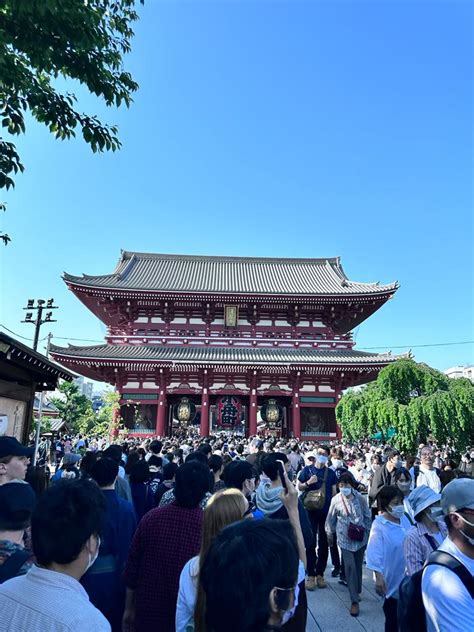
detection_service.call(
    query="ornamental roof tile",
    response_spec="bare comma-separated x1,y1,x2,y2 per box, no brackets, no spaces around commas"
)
50,343,397,366
63,251,398,297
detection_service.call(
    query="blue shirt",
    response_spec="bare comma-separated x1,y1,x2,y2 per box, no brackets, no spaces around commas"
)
298,465,338,513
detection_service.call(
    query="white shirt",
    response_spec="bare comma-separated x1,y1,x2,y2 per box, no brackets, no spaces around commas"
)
0,565,110,632
366,515,407,598
176,555,199,632
422,536,474,632
415,466,441,493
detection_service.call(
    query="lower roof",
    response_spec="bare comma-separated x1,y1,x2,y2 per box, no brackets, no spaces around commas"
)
50,343,397,367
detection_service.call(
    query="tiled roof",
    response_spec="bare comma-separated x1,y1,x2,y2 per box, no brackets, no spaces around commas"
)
50,343,397,366
63,251,398,296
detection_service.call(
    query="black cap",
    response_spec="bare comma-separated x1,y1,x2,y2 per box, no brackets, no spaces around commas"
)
0,436,34,459
0,481,36,519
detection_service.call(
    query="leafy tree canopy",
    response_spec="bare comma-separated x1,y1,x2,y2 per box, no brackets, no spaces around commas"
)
0,0,143,217
336,359,474,454
50,380,94,433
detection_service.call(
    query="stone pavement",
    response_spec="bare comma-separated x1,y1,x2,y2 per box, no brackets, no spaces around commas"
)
306,565,385,631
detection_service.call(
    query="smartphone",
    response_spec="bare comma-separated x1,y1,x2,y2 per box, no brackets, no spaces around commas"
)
276,460,288,492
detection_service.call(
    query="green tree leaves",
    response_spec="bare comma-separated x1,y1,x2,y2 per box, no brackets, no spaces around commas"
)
336,359,474,453
0,1,143,195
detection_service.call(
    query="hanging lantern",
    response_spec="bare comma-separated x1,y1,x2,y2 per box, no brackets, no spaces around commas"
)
260,398,283,427
217,396,242,428
173,397,196,424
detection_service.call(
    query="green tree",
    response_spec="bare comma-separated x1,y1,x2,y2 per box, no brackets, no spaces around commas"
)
336,359,474,454
85,389,120,437
50,380,94,433
0,0,143,212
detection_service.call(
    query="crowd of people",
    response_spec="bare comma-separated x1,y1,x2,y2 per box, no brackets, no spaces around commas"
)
0,430,473,631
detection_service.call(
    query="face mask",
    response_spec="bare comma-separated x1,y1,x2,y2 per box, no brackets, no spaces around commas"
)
372,464,381,471
397,482,411,493
340,487,352,497
393,460,402,470
428,507,444,522
455,513,474,546
275,586,297,626
332,459,343,469
316,455,328,465
389,505,405,520
85,535,101,572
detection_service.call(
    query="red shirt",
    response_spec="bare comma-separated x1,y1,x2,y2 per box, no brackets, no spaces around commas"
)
124,502,203,631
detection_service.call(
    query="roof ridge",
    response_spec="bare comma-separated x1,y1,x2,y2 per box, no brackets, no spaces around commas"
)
120,251,341,265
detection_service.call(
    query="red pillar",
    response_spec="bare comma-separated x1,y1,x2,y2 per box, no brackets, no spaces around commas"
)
292,391,301,439
156,389,166,436
249,388,258,437
200,388,210,436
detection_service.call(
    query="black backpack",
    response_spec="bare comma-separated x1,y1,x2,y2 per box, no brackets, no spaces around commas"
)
0,549,31,584
398,549,474,632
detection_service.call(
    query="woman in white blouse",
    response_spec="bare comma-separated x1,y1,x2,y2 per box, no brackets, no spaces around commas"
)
366,485,407,632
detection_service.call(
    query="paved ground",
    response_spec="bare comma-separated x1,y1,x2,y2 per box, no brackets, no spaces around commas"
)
306,565,385,631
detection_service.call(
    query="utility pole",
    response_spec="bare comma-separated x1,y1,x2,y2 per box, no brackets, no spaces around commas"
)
22,298,58,351
33,332,53,466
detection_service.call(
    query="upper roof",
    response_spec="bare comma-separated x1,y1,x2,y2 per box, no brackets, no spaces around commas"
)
64,251,398,297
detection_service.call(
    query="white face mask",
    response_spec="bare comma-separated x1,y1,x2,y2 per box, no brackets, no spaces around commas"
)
340,487,352,497
332,459,343,469
85,535,101,572
275,586,297,626
316,455,328,466
389,505,405,520
454,513,474,546
397,481,411,493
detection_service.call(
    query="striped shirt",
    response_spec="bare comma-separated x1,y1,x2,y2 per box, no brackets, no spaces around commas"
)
325,490,372,551
404,521,447,575
0,565,110,631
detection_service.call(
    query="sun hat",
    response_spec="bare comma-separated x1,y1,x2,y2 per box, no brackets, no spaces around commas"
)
408,485,441,517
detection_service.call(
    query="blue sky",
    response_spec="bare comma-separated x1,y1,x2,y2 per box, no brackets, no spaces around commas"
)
0,0,472,373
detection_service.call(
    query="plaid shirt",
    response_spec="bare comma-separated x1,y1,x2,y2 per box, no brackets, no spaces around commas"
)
404,520,447,575
325,490,372,551
124,503,203,631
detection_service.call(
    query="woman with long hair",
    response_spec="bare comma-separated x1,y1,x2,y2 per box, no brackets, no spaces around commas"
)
176,488,248,632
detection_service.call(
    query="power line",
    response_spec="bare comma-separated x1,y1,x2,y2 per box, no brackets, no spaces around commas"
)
0,323,47,343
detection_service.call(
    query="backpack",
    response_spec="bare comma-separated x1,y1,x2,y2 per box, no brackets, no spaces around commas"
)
0,549,31,584
397,549,474,632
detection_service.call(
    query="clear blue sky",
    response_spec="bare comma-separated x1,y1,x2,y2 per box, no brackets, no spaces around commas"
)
0,0,473,373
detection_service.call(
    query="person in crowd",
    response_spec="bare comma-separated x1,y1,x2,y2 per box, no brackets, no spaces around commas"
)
298,445,337,590
25,463,50,496
422,478,474,630
458,450,474,478
198,442,213,461
123,461,211,631
404,485,447,575
159,452,213,509
366,485,407,632
0,436,33,485
209,454,226,493
128,459,154,522
51,451,82,481
325,473,372,617
287,443,305,480
368,448,403,507
223,460,263,518
147,455,164,493
176,489,249,631
200,518,299,632
348,453,371,492
0,481,36,583
103,445,133,503
393,467,415,528
255,453,310,630
412,446,442,492
0,479,110,630
154,461,179,506
246,438,266,472
82,458,137,630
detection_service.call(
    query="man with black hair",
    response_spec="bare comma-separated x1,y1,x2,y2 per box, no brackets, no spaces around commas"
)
223,460,263,518
369,448,402,506
123,461,210,631
159,451,213,508
103,445,132,503
209,453,225,492
0,479,110,630
82,458,136,631
154,461,179,506
198,442,213,460
0,481,35,583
